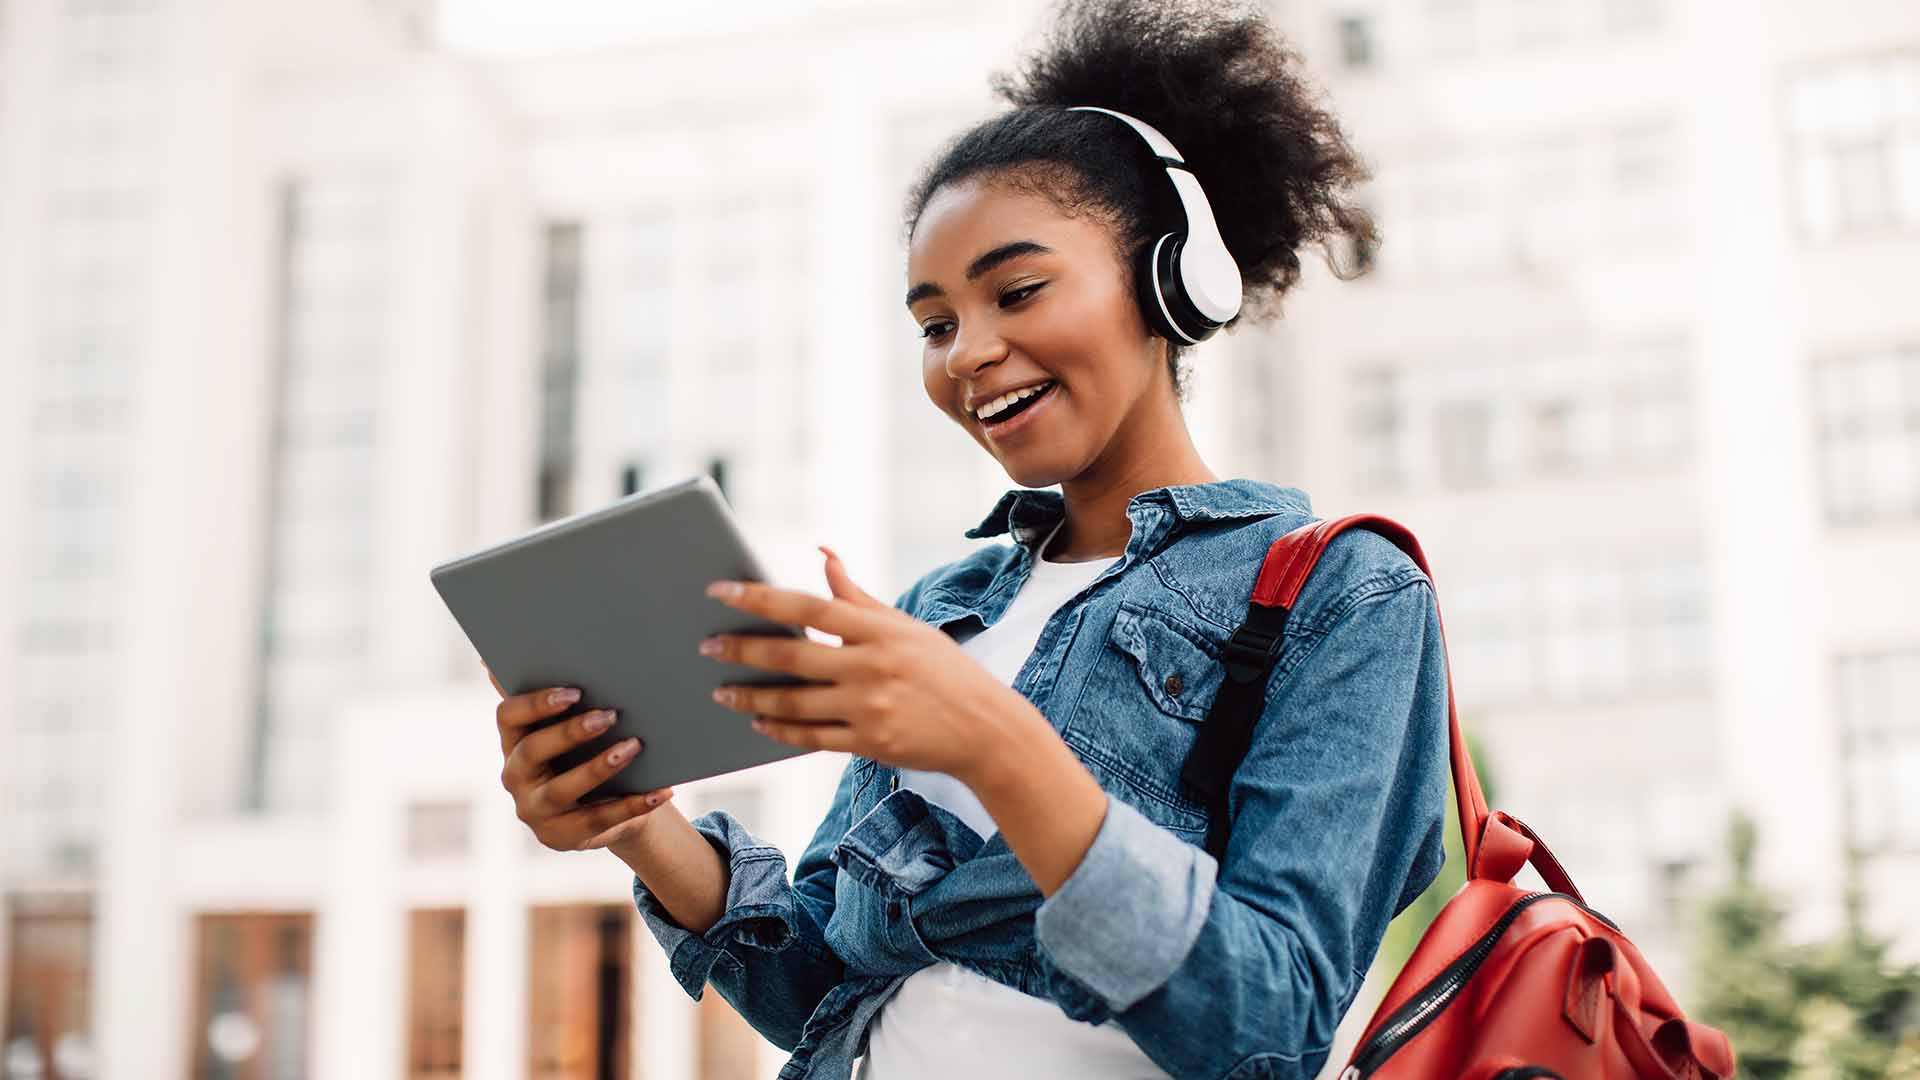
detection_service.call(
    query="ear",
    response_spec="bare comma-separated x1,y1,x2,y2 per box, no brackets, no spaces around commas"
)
820,545,886,609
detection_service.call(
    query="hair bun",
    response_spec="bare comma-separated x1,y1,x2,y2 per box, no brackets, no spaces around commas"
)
988,0,1376,322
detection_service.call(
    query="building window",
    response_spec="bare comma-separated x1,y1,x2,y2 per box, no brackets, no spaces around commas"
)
407,909,465,1080
246,176,387,815
1812,344,1920,524
1374,114,1684,278
1836,649,1920,854
610,210,673,502
1350,367,1401,488
4,895,94,1080
404,801,471,862
1350,336,1691,493
1433,398,1495,488
1336,14,1375,69
1787,52,1920,243
1449,557,1710,707
527,905,631,1080
539,222,584,522
189,912,314,1080
7,0,166,878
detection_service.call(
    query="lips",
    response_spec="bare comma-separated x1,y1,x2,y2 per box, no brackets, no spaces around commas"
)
970,379,1058,421
978,379,1061,441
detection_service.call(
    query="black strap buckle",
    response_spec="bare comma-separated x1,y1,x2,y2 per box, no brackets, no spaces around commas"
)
1221,622,1282,680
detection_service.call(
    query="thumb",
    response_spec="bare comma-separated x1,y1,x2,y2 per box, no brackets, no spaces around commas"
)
819,545,883,608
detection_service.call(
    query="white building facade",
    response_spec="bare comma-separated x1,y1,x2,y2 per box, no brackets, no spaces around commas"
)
3,0,1916,1078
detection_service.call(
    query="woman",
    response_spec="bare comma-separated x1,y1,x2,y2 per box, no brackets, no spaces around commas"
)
491,1,1451,1077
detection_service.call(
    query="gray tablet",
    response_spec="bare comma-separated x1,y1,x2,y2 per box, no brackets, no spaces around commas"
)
429,473,819,803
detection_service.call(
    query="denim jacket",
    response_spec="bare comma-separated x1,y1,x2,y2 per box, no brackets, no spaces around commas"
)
630,478,1451,1080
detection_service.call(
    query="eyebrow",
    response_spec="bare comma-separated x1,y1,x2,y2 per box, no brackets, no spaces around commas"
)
905,240,1055,308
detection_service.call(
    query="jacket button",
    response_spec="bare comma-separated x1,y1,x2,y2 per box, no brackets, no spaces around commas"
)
887,900,901,919
1164,673,1183,697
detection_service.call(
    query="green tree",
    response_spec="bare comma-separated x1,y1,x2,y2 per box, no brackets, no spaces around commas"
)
1693,812,1920,1080
1693,813,1803,1077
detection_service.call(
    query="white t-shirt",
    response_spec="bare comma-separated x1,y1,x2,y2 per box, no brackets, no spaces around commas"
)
858,520,1172,1080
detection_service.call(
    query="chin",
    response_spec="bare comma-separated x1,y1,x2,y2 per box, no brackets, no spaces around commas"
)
998,455,1073,490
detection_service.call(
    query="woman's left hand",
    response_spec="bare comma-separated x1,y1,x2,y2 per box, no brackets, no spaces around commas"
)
698,545,1038,785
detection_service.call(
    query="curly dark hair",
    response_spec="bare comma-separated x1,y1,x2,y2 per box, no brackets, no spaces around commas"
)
901,0,1377,403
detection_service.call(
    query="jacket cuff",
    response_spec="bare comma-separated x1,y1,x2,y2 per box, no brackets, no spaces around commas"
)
1032,792,1216,1012
630,809,801,1000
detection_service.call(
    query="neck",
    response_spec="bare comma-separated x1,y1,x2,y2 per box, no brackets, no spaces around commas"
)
1046,408,1217,562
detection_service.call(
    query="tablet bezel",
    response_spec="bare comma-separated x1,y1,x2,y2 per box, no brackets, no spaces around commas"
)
430,474,821,803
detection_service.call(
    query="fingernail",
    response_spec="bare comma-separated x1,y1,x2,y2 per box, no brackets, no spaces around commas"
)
698,637,723,656
647,793,664,805
549,687,581,707
607,738,636,765
706,581,743,598
583,709,614,733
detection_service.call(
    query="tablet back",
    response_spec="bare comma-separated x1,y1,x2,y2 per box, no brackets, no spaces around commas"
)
430,474,817,802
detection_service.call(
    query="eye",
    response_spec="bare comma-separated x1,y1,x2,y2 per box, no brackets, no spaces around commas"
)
917,283,1048,342
1001,282,1045,306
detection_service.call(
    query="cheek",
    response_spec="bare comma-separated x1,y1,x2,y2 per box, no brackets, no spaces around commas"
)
921,360,963,421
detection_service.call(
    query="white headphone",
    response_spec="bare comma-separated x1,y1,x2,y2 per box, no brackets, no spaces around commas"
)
1067,105,1244,345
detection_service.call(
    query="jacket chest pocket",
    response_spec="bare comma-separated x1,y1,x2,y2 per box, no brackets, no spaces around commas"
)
1062,600,1230,838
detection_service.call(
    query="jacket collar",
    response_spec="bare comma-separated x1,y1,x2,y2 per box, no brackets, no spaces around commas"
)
962,477,1312,543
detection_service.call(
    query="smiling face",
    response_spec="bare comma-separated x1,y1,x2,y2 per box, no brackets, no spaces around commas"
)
905,174,1174,490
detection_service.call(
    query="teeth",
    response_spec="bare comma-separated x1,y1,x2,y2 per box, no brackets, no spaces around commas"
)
976,381,1053,420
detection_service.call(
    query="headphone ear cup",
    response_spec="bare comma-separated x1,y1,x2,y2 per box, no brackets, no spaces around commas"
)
1156,232,1228,344
1133,233,1180,342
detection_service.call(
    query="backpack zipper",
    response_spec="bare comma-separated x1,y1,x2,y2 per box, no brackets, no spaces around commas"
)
1338,891,1618,1079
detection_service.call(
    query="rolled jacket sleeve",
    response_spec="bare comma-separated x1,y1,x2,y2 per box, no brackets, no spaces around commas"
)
1032,572,1451,1080
1033,792,1215,1011
630,755,863,1052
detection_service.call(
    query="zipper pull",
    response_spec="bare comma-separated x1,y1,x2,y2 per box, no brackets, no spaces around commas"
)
1339,1068,1361,1080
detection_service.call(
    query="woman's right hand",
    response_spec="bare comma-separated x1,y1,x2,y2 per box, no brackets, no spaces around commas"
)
489,666,677,852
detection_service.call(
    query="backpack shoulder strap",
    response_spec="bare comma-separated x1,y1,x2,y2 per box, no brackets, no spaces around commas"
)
1181,513,1498,883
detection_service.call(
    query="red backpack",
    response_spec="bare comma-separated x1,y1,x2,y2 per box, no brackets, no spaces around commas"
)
1181,513,1737,1080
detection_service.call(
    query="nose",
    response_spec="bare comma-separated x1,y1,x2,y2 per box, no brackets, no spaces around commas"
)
944,317,1009,384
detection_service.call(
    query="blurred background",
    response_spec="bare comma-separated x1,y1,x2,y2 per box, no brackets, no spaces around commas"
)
2,0,1917,1077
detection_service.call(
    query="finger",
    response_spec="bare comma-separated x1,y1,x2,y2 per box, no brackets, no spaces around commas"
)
496,685,582,755
713,681,853,722
504,708,620,790
701,632,859,682
752,716,857,753
819,545,885,609
549,788,676,851
537,733,643,809
707,580,885,642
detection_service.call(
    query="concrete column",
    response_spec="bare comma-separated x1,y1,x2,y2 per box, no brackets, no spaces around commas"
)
314,703,406,1079
1682,0,1844,938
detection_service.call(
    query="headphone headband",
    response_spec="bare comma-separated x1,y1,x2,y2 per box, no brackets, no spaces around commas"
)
1066,105,1243,342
